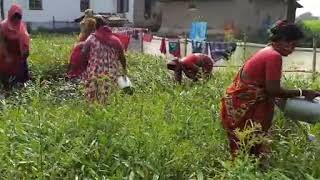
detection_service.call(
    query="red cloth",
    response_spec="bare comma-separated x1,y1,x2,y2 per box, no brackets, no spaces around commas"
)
220,46,282,157
67,42,85,78
0,4,30,75
93,26,124,51
1,4,29,55
243,47,282,84
181,53,213,75
160,38,166,54
114,33,130,51
143,33,153,42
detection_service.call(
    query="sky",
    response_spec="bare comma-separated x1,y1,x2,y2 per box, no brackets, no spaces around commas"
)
296,0,320,17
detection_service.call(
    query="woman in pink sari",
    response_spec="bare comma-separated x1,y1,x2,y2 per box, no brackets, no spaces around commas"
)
0,4,30,89
80,16,127,104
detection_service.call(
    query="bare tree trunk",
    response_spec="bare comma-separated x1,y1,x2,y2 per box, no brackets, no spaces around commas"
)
0,0,4,20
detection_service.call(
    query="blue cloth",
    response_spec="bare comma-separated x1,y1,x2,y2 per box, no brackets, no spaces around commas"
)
208,42,237,61
189,22,207,41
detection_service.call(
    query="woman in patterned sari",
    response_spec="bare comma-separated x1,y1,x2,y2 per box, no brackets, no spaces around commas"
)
80,16,127,104
220,20,320,159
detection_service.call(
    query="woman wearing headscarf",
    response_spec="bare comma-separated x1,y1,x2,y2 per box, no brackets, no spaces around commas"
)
78,9,96,42
0,4,30,89
220,20,320,159
68,9,96,78
79,16,127,104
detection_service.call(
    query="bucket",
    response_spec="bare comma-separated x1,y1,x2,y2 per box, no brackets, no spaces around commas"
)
281,98,320,124
117,76,132,89
117,76,134,95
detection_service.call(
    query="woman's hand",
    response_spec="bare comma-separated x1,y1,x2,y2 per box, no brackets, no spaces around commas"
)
302,90,320,101
122,68,128,76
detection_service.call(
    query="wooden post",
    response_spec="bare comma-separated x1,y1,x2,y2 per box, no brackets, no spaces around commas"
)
312,37,317,81
140,31,144,53
242,33,247,63
52,16,56,30
184,34,188,57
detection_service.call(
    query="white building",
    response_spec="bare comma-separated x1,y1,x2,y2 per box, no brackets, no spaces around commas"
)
3,0,137,30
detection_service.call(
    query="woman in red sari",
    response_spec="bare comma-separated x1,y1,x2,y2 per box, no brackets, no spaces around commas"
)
220,20,320,158
167,53,214,83
80,16,127,104
0,4,30,89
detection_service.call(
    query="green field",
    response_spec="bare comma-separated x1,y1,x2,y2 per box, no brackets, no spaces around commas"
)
1,34,320,179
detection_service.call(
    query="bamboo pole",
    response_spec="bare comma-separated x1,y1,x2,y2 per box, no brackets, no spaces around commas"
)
242,33,247,63
312,37,317,81
140,31,144,53
184,34,188,57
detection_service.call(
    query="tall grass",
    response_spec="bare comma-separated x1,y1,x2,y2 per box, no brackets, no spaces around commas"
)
0,34,319,179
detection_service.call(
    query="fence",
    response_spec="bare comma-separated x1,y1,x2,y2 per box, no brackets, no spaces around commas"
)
128,34,319,77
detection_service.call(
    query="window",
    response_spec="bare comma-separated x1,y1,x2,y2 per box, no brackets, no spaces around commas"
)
81,0,90,12
29,0,42,10
117,0,129,13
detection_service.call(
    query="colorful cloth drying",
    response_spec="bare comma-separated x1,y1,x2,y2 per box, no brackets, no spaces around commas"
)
208,42,237,61
169,40,181,58
114,33,131,51
189,22,208,41
143,33,153,42
160,38,167,54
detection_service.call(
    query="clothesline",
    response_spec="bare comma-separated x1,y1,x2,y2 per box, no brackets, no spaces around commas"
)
109,26,237,59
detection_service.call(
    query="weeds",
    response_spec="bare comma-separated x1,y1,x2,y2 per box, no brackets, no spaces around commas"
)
0,34,319,179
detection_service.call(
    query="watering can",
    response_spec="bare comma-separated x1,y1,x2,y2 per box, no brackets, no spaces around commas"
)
117,76,134,95
278,98,320,124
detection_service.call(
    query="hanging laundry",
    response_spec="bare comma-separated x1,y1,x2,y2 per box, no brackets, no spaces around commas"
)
169,40,181,58
202,42,209,55
132,29,139,40
191,41,208,54
114,33,131,51
143,33,153,42
208,42,237,61
160,38,167,54
189,22,208,41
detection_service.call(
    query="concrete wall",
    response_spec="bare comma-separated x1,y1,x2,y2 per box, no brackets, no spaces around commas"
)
3,0,134,23
158,0,287,37
133,0,145,25
126,0,135,23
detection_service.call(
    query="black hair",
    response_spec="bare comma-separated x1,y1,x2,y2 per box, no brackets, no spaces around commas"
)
94,15,107,29
269,20,304,42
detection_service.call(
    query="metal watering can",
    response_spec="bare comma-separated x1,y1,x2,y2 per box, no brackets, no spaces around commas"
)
279,98,320,124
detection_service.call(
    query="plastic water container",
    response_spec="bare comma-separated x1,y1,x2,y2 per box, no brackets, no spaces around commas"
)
117,76,134,95
117,76,132,89
282,98,320,124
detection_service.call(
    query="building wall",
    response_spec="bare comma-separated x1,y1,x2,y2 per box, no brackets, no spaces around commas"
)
126,0,135,23
3,0,133,23
158,0,287,37
133,0,145,25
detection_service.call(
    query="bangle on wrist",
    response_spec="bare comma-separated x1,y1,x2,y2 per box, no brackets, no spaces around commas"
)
298,88,303,97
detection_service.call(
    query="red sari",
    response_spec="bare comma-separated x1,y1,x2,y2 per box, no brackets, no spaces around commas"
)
220,47,282,157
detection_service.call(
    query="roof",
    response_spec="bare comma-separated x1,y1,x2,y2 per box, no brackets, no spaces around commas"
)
296,1,303,8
